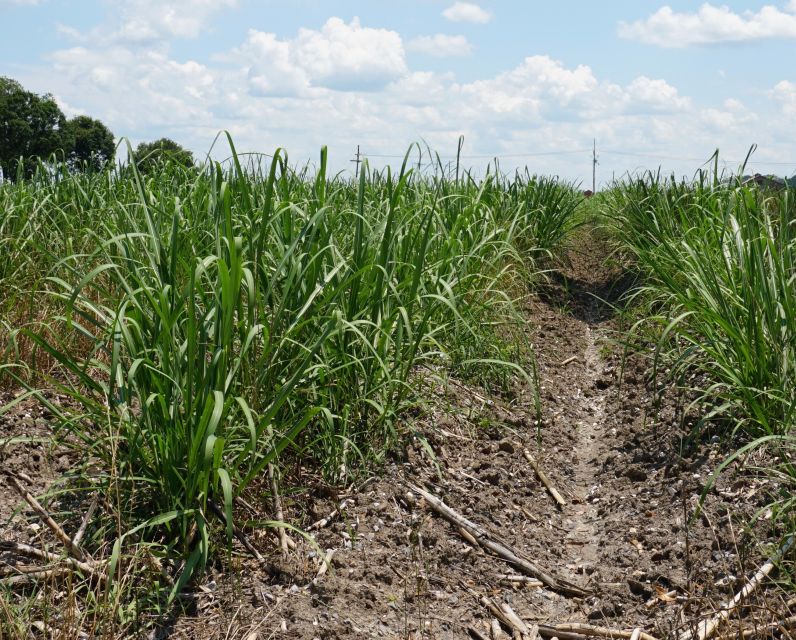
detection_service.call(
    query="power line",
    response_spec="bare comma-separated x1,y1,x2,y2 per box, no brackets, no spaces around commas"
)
362,148,591,160
353,145,796,181
600,149,795,166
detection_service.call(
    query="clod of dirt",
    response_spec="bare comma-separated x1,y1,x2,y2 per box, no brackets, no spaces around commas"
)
623,466,648,482
628,578,654,598
497,440,515,454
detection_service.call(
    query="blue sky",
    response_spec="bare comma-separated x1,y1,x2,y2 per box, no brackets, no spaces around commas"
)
1,0,794,183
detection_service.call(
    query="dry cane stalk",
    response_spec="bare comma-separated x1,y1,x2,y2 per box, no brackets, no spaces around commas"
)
0,541,106,585
522,449,566,508
500,602,532,638
413,484,586,597
268,463,293,553
480,595,520,635
467,626,491,640
537,623,659,640
6,475,89,562
3,567,71,586
312,549,334,584
678,536,794,640
73,494,99,548
491,619,508,640
207,500,272,570
497,574,544,587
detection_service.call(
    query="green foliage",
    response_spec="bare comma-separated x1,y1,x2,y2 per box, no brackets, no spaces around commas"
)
0,78,116,180
132,137,195,174
509,172,584,256
0,138,581,630
606,172,795,438
0,77,68,180
605,168,796,550
65,115,116,171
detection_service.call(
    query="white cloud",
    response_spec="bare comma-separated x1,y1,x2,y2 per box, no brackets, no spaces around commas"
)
771,80,796,117
236,18,406,95
618,3,796,47
442,2,491,24
700,98,757,130
626,76,691,111
453,57,691,128
407,34,472,57
461,56,597,117
0,0,42,4
29,27,784,182
47,46,217,131
291,18,406,90
56,0,237,45
237,31,310,97
120,0,237,40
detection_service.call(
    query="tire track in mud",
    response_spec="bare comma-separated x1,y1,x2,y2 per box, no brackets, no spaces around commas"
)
560,320,608,580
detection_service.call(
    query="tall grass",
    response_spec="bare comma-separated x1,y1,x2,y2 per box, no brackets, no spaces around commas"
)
0,138,581,630
605,169,796,552
606,172,795,438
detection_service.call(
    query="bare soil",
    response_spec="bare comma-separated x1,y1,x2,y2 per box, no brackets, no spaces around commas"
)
1,231,790,639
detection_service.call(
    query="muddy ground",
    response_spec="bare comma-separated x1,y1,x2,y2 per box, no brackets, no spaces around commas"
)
1,231,792,639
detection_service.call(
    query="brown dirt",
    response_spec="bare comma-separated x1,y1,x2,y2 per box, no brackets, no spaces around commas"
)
1,232,790,639
0,391,74,527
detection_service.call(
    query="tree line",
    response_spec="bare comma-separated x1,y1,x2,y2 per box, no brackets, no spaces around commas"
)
0,77,194,181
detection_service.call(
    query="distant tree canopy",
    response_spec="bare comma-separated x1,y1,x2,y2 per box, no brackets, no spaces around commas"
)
0,77,116,181
65,115,116,171
133,138,195,174
0,77,67,180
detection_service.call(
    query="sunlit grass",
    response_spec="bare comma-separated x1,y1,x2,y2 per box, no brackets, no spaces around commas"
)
0,137,582,634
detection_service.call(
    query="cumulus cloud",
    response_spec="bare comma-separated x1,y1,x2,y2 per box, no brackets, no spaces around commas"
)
442,2,491,24
699,98,757,130
31,22,779,181
56,0,237,45
47,46,218,131
771,80,796,117
455,56,691,126
460,56,597,119
407,34,472,57
118,0,237,41
625,76,691,111
236,18,406,94
618,2,796,47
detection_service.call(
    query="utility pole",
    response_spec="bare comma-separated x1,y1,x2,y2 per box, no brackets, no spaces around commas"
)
592,139,598,193
351,145,362,178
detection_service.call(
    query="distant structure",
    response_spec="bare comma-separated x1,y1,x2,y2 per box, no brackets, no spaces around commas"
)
583,189,594,198
741,173,787,190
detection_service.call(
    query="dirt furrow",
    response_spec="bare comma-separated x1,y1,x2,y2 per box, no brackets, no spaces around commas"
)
2,232,779,639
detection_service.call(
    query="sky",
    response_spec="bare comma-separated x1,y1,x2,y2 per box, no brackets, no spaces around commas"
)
1,0,794,184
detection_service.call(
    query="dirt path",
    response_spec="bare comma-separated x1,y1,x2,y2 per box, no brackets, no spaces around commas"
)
2,231,777,639
558,310,608,594
174,230,757,639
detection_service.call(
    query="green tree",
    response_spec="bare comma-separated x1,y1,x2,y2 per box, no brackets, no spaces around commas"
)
133,138,195,174
65,115,116,171
0,77,69,180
